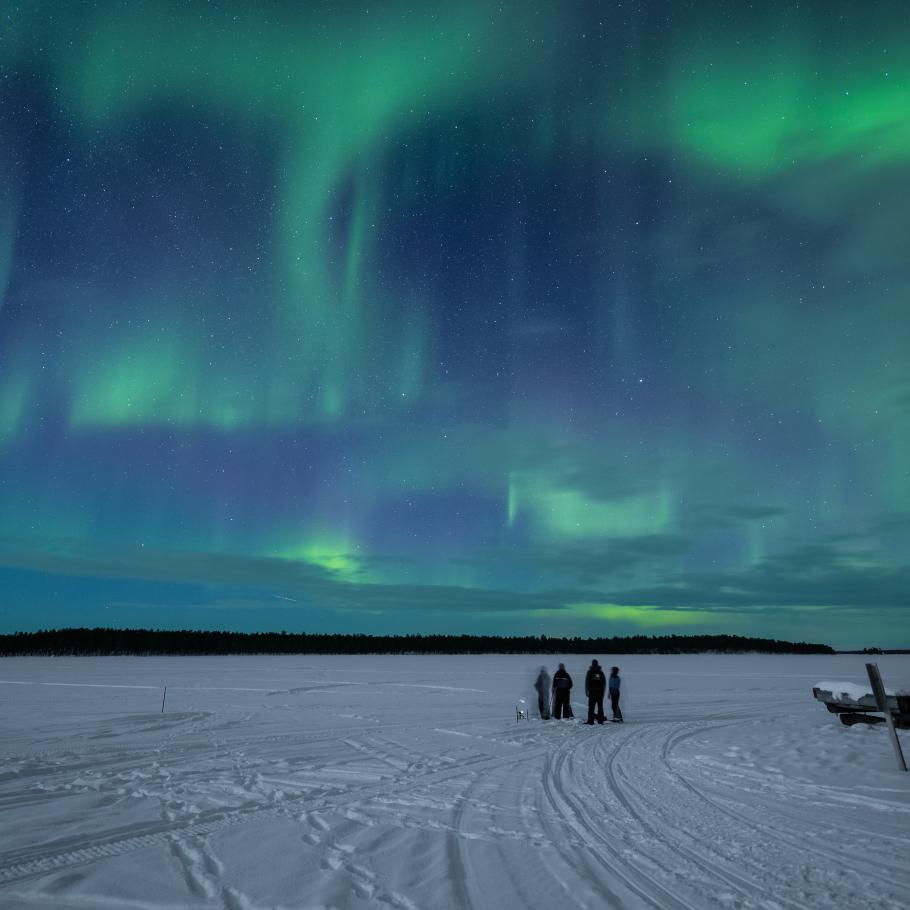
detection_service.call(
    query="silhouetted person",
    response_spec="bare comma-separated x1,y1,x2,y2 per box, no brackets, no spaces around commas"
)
584,659,606,724
609,666,623,722
534,666,551,719
551,663,573,719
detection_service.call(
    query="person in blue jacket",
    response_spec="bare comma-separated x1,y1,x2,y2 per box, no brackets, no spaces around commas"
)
609,666,623,722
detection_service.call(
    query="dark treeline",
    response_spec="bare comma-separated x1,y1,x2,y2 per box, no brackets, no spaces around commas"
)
0,628,835,656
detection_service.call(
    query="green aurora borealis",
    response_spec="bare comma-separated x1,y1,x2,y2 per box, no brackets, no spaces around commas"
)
1,0,908,647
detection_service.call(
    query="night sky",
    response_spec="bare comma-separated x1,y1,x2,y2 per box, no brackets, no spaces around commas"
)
1,1,908,648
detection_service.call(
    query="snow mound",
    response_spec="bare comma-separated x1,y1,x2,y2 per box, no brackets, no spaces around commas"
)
815,681,873,700
815,679,910,699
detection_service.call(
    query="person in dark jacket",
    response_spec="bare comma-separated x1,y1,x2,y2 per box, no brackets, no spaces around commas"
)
534,666,551,719
609,666,623,722
584,659,607,724
551,663,573,719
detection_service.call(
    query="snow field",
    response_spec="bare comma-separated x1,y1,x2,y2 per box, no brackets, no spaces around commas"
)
0,654,908,910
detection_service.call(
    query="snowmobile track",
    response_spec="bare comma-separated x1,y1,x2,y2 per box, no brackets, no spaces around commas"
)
0,738,555,886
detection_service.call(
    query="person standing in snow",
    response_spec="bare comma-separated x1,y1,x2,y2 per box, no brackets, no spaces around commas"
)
609,666,623,722
584,659,607,724
534,666,551,719
551,663,573,719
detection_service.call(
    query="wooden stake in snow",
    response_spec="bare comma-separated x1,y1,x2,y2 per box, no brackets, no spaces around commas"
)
866,663,907,772
161,686,167,714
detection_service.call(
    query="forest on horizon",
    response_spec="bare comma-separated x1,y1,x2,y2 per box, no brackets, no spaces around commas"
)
0,628,836,656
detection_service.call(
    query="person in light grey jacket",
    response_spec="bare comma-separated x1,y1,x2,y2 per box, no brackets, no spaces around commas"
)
534,666,551,719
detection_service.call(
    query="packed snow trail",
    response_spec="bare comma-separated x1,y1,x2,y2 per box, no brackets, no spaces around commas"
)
0,654,907,909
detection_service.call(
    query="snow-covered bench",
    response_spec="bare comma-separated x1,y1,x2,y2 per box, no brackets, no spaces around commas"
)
813,681,910,728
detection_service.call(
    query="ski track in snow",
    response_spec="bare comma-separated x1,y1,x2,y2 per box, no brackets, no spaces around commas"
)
0,654,908,910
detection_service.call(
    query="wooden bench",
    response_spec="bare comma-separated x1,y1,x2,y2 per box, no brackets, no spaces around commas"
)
813,685,910,728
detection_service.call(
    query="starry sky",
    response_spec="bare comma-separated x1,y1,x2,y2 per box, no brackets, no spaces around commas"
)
1,1,908,648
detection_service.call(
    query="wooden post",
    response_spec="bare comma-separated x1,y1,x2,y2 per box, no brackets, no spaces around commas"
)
866,663,907,772
161,686,167,713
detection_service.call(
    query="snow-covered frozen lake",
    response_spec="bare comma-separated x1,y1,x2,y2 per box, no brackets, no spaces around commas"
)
1,654,908,910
